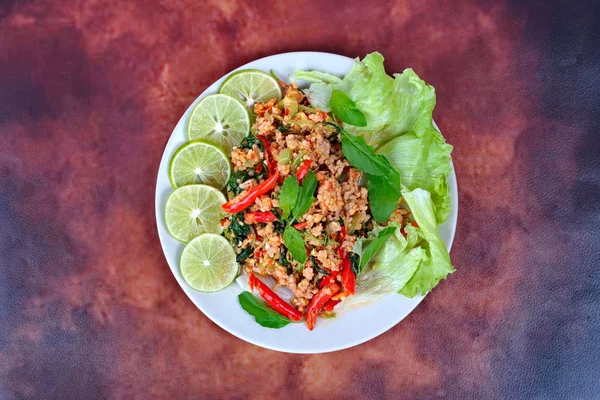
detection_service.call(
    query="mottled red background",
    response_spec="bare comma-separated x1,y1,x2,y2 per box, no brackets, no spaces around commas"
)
1,0,599,398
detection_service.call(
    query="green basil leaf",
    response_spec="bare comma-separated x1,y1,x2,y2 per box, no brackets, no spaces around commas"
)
236,247,253,263
311,256,330,276
279,176,300,219
349,252,360,275
238,292,291,329
292,170,318,218
329,89,367,127
283,224,308,264
359,226,397,269
341,130,391,176
367,173,401,223
340,129,401,223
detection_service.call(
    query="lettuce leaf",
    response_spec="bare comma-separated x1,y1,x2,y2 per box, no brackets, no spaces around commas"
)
399,187,454,297
295,52,452,223
341,223,424,308
344,187,453,305
378,129,452,223
294,53,455,300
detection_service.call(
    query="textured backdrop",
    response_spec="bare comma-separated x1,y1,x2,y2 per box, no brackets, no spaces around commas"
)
1,0,599,399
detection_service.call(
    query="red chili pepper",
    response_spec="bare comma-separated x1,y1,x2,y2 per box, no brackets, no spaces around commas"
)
293,222,308,229
323,299,340,313
295,159,312,183
244,211,277,224
318,275,336,289
401,221,419,237
340,256,356,295
257,136,276,176
222,172,280,214
306,283,340,330
248,274,303,321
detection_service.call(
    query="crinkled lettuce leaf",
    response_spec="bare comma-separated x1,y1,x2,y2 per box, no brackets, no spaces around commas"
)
342,188,454,306
342,223,424,308
295,52,452,223
399,187,454,297
378,129,452,223
294,53,455,300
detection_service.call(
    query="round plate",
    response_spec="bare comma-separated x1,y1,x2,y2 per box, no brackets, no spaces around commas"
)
155,52,458,354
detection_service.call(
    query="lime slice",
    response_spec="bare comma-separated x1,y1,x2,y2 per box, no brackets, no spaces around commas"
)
187,94,250,153
169,140,231,190
180,233,238,292
219,70,282,111
165,184,226,242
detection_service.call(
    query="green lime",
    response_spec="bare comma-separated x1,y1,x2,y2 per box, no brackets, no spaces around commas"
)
219,70,282,111
180,233,238,292
169,140,231,190
187,94,250,153
165,184,226,242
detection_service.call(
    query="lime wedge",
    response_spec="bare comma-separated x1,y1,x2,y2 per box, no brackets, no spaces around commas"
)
180,233,238,292
165,184,226,242
169,140,231,190
219,70,282,111
187,94,250,153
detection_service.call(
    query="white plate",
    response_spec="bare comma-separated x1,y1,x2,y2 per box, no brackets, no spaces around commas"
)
155,52,458,354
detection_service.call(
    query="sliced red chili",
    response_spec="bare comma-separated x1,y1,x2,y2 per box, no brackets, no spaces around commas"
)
222,172,279,214
293,222,308,230
257,136,276,176
323,298,340,313
401,221,419,237
249,274,303,321
340,256,356,295
318,275,336,289
245,211,277,224
306,283,340,330
295,159,312,183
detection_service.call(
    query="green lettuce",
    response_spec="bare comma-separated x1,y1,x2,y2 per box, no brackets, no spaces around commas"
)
343,188,454,305
399,187,454,297
343,223,424,307
294,53,455,300
295,52,452,223
378,129,452,223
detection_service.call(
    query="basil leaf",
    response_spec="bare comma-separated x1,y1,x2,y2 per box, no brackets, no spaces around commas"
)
367,173,401,223
311,256,330,276
239,134,264,150
283,224,308,264
292,171,318,218
349,252,360,275
341,129,401,223
228,213,249,241
279,176,300,219
238,292,291,329
236,247,253,263
359,226,397,270
341,130,391,176
329,89,367,127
